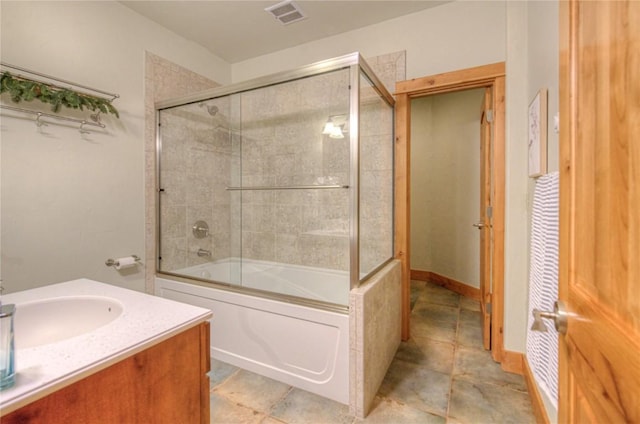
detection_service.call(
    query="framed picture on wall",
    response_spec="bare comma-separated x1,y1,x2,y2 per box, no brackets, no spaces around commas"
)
528,88,548,178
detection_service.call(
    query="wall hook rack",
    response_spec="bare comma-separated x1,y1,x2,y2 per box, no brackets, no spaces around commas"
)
0,62,119,132
0,104,106,131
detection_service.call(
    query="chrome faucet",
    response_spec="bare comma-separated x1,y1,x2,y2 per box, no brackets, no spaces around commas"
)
197,248,212,258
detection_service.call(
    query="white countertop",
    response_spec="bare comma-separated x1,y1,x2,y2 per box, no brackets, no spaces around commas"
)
0,279,212,415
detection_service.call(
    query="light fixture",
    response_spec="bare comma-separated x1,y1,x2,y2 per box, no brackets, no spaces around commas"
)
322,119,335,135
322,114,348,139
329,125,345,139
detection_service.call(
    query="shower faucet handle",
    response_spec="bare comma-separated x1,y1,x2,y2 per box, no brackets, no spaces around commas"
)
197,249,212,258
192,221,210,239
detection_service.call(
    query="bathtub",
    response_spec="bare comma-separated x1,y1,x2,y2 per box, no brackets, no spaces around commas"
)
173,258,350,306
155,258,350,404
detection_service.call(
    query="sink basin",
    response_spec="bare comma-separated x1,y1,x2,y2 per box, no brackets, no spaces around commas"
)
14,296,124,349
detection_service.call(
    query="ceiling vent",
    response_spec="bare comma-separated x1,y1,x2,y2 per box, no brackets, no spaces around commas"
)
265,0,307,26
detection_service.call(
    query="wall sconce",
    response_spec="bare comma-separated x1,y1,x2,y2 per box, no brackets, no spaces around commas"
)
321,115,348,139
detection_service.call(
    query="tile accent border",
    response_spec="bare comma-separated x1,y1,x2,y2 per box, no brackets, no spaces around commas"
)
411,269,480,301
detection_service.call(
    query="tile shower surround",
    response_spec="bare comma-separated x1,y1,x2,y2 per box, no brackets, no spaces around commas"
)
157,66,394,274
144,52,220,291
145,51,405,289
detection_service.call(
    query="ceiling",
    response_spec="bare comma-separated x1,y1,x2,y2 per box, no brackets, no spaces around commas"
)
119,1,449,63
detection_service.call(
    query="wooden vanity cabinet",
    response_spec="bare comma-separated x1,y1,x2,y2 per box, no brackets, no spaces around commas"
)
4,322,210,424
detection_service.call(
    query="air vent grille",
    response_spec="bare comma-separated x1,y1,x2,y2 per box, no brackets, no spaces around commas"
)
265,0,307,26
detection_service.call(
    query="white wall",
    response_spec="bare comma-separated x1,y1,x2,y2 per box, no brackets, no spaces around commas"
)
232,1,506,82
410,89,484,288
526,2,560,422
503,0,559,358
0,1,230,293
504,1,530,355
528,2,560,173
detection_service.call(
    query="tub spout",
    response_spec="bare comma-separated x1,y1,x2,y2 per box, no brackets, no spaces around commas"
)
197,249,211,258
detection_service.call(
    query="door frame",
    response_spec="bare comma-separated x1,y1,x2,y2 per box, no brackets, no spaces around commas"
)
394,62,506,362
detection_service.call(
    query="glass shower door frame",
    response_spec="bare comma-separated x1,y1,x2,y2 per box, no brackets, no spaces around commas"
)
155,53,395,303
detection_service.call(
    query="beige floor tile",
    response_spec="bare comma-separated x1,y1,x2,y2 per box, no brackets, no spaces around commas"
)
209,358,239,388
459,296,481,312
423,283,461,308
210,392,267,424
394,336,455,374
378,358,451,417
214,369,292,413
448,378,535,424
260,416,289,424
453,347,528,392
357,396,445,423
413,301,460,324
411,301,460,346
456,309,484,350
270,388,353,424
410,280,428,310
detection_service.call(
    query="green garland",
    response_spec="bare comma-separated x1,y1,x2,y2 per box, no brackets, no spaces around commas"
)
0,71,119,118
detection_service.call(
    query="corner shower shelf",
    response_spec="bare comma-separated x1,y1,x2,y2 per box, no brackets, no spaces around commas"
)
225,185,349,191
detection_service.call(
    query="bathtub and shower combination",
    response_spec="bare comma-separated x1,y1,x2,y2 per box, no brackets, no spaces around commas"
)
154,53,399,412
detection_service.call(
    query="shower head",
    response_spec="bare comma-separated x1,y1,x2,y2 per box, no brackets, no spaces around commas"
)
199,102,219,116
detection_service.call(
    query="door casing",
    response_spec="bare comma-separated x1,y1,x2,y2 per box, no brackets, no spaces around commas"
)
394,62,506,362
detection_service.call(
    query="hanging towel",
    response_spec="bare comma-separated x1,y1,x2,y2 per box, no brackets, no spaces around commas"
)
526,171,559,409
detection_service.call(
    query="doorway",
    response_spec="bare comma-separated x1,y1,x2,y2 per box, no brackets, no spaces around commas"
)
409,88,484,298
394,62,506,363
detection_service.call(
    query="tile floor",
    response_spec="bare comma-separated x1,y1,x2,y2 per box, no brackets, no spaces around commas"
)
208,280,536,423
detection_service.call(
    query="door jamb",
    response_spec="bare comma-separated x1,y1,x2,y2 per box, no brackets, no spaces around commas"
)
394,62,506,362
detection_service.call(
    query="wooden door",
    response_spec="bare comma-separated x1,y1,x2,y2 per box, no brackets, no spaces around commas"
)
479,87,492,350
559,0,640,422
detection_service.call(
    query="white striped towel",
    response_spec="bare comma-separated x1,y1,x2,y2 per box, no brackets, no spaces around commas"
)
526,171,559,409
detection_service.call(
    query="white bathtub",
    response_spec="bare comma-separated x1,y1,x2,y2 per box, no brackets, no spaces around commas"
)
173,258,350,306
155,258,350,404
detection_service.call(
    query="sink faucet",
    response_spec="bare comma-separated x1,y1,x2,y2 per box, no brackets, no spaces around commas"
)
197,249,211,258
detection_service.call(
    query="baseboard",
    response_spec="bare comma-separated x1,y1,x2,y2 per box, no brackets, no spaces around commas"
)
410,269,480,301
523,355,551,424
500,350,524,375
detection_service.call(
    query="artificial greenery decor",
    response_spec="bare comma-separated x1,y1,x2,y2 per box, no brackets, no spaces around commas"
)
0,71,119,118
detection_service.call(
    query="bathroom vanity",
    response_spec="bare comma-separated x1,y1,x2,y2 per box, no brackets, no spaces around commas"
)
0,279,212,423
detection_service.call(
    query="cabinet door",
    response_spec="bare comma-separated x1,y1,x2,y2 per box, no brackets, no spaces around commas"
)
3,322,210,423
